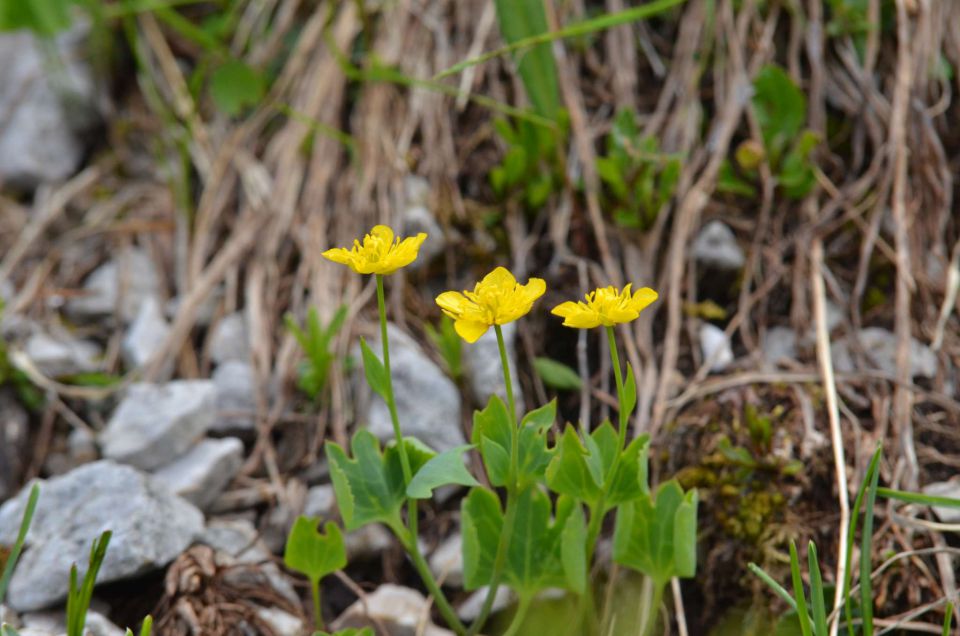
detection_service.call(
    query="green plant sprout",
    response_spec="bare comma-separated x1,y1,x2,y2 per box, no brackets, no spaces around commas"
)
425,314,463,382
65,531,111,636
490,113,569,210
286,305,349,402
596,109,681,230
750,444,960,635
532,356,582,391
284,517,347,631
0,485,39,605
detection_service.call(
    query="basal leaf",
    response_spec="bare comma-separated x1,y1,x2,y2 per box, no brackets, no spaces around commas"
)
613,479,698,585
359,338,389,401
505,488,577,595
752,65,806,159
283,517,347,584
407,445,480,499
560,499,588,595
461,487,504,590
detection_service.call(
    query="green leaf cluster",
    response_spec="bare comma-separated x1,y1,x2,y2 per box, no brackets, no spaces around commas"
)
596,109,681,230
472,397,555,490
722,65,820,200
286,305,348,402
66,531,111,636
490,115,568,209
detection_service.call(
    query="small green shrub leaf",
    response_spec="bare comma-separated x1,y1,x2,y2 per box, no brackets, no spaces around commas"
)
461,487,504,590
324,430,407,532
533,357,582,390
209,60,266,116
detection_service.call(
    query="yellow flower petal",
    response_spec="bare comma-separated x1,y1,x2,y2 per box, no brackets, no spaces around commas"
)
435,267,545,342
553,283,659,329
454,319,489,343
322,225,427,275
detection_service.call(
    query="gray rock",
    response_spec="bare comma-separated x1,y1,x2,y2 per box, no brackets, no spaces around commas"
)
361,324,465,453
458,586,514,622
0,392,29,500
152,437,243,510
99,381,216,470
463,322,523,416
254,608,304,636
346,524,394,561
832,327,938,379
0,460,203,612
210,312,250,366
66,428,97,464
693,221,745,270
122,297,170,369
699,323,734,372
0,603,16,625
429,532,463,587
923,480,960,523
17,610,124,636
303,484,336,520
0,24,98,188
762,326,797,369
24,329,100,378
404,205,443,269
66,248,161,322
200,517,260,559
212,360,257,433
332,584,456,636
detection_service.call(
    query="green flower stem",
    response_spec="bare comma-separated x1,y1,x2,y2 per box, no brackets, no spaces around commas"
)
374,274,466,635
502,595,533,636
376,274,412,482
311,579,322,631
606,325,628,448
465,324,521,636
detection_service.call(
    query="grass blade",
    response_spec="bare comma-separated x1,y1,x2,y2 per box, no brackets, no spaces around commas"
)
808,542,828,636
860,446,882,636
789,541,814,636
944,602,954,636
747,562,799,612
492,0,558,119
0,484,39,603
845,444,882,636
435,0,688,81
877,487,960,508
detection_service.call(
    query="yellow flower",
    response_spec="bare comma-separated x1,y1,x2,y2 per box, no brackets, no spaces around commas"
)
436,267,546,343
322,225,427,275
551,284,658,329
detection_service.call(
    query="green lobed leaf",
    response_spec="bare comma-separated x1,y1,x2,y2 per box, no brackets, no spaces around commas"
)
407,445,480,499
752,65,807,161
359,338,389,401
612,479,698,585
283,517,347,584
604,434,651,506
325,430,407,532
461,487,504,590
505,488,578,595
546,426,603,503
533,357,583,390
209,60,266,117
